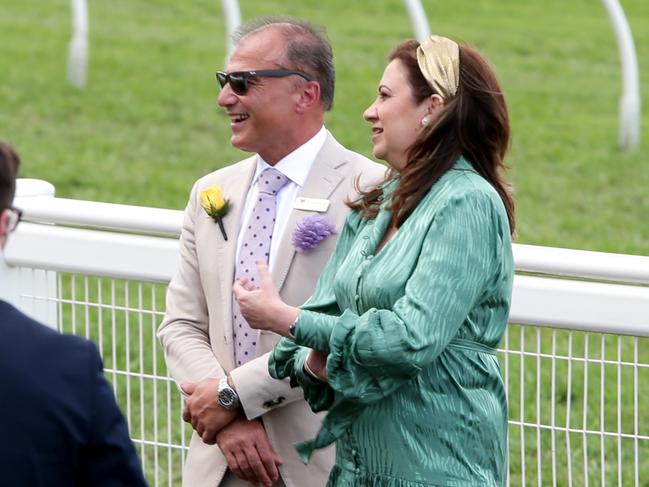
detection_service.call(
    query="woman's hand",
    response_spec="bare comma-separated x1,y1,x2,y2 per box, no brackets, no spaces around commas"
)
305,350,328,382
232,261,299,336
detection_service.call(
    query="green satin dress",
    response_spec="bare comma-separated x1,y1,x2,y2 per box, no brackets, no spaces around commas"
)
269,158,514,486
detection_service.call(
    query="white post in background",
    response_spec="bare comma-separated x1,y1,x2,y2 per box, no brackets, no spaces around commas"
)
403,0,431,42
221,0,242,66
4,179,58,329
601,0,641,151
68,0,89,88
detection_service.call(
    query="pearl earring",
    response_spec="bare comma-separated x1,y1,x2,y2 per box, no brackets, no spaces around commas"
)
421,117,430,126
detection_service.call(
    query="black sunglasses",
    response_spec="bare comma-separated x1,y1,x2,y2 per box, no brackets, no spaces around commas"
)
6,206,22,232
216,69,316,95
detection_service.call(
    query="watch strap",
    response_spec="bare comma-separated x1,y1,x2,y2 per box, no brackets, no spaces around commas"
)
288,314,299,339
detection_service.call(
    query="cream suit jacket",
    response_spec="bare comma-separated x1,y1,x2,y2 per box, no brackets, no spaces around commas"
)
158,133,385,487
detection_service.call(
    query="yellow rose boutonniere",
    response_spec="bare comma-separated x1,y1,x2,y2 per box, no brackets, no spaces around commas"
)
200,185,230,241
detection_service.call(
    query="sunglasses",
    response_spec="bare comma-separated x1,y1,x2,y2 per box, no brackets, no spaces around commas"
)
216,69,316,95
6,206,22,233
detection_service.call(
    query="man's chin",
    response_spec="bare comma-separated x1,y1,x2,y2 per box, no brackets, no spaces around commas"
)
230,137,253,153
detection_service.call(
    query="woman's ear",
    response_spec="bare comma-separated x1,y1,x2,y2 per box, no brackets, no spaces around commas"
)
428,94,445,114
420,94,444,126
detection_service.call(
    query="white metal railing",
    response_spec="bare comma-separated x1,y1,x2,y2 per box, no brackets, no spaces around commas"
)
67,0,89,88
221,0,242,65
403,0,430,42
6,188,649,486
601,0,641,151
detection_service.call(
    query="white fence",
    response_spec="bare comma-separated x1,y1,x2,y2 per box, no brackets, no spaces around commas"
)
6,190,649,486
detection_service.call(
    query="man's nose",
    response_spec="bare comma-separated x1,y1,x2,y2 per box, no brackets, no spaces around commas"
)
217,83,236,107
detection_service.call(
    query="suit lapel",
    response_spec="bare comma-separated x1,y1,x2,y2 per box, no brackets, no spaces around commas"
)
271,134,347,292
209,157,257,358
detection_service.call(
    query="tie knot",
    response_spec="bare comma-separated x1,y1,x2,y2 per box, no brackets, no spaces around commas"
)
258,168,289,196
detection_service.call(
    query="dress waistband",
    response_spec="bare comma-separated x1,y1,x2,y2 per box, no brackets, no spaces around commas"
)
447,337,498,355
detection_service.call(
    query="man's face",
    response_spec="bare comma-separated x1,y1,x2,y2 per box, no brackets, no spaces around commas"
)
217,28,303,164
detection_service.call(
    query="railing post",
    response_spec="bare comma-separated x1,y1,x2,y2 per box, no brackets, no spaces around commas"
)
403,0,431,42
221,0,241,66
601,0,641,151
68,0,89,88
5,179,59,329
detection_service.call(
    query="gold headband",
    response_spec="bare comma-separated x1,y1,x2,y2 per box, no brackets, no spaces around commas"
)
416,35,459,100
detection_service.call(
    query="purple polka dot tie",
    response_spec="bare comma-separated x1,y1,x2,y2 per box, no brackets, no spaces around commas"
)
232,167,289,366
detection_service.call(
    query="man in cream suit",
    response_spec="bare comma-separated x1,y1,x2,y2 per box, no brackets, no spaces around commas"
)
157,17,384,487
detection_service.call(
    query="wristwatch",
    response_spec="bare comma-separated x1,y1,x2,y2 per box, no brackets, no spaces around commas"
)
288,315,299,339
217,377,240,410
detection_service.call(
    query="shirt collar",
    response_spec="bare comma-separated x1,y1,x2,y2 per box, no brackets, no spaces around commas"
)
255,126,327,187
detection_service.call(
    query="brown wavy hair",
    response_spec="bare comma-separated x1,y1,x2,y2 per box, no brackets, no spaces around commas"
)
350,39,515,235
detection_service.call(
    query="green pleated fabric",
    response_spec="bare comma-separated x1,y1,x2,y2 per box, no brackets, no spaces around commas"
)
269,158,513,486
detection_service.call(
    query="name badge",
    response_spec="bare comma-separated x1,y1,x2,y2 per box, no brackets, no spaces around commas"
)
293,197,330,212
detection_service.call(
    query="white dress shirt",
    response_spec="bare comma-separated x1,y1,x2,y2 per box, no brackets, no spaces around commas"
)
235,126,328,271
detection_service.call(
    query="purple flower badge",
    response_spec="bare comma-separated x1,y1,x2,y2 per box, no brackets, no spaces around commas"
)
292,214,336,252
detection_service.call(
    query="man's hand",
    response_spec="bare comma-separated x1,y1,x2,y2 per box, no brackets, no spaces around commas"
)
181,378,238,444
216,417,283,487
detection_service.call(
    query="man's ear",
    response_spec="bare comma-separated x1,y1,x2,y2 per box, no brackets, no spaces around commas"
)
0,209,9,250
295,81,321,114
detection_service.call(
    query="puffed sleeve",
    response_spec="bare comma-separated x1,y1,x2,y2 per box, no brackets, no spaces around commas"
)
268,343,334,412
268,210,367,411
293,190,506,405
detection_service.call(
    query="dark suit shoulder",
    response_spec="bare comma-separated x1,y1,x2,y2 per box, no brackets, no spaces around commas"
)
0,301,147,486
0,300,96,359
0,301,99,414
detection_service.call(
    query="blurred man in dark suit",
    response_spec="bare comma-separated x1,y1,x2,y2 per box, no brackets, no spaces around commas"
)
0,141,149,486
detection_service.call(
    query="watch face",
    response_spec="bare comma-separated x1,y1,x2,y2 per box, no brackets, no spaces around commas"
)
219,387,237,408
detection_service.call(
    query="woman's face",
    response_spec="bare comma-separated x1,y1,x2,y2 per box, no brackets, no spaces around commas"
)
363,59,431,171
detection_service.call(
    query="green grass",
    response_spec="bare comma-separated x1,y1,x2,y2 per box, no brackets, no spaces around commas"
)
2,0,649,253
3,1,649,485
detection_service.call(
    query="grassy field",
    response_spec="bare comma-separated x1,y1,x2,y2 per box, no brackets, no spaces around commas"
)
3,0,649,485
2,0,649,254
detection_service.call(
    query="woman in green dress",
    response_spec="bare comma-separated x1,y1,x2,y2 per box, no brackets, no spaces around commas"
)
233,34,516,486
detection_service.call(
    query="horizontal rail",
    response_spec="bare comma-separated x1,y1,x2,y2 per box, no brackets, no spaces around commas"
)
14,195,649,285
6,222,178,282
510,275,649,336
6,221,649,336
513,243,649,284
14,195,183,236
10,194,649,336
